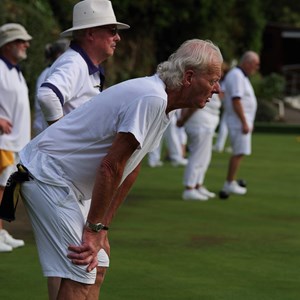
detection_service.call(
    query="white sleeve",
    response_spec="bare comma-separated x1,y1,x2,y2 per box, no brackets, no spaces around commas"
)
118,96,166,148
37,86,63,121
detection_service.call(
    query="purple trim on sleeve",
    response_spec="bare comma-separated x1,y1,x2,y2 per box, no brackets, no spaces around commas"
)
41,82,64,106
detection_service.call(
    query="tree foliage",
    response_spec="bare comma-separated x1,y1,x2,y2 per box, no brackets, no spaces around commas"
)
0,0,61,105
1,0,300,107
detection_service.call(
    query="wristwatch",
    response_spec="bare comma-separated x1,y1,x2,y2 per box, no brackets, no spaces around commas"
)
85,221,109,232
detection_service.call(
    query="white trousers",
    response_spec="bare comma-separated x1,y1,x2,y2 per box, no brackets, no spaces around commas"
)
214,112,228,151
183,128,214,187
148,121,183,164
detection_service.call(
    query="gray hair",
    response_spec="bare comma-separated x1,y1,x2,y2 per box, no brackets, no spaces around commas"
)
240,51,259,64
156,39,223,89
44,38,69,61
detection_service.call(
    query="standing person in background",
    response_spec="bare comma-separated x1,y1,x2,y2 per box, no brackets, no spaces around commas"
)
16,39,223,300
213,61,230,153
176,109,188,158
37,0,130,125
33,39,69,136
177,94,221,201
36,0,129,298
0,23,32,252
148,113,188,168
213,107,229,152
220,51,260,196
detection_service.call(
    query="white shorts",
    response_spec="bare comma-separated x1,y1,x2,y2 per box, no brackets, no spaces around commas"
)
228,128,252,155
20,178,109,284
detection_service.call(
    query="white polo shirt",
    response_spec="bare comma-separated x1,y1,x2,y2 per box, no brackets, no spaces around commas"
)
223,67,257,129
0,57,31,151
33,66,50,136
184,94,221,132
37,42,104,121
20,75,172,200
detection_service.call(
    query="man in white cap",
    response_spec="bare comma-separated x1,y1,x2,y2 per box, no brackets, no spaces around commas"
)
36,0,129,299
37,0,130,125
33,39,70,136
0,23,32,253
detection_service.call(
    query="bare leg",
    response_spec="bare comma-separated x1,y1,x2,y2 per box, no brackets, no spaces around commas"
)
86,266,107,300
57,278,90,300
55,266,107,300
226,154,244,182
47,277,61,300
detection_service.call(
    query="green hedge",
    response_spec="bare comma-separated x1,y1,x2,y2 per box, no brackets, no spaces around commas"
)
255,122,300,134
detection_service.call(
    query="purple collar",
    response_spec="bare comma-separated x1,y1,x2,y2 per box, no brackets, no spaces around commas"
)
237,66,247,77
70,41,104,76
0,56,21,72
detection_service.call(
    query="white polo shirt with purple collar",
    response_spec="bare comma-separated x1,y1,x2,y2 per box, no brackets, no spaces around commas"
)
37,41,105,121
21,74,171,200
223,66,257,130
0,56,30,152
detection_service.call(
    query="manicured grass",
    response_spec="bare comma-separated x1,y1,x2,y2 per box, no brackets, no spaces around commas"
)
1,133,300,299
0,243,46,300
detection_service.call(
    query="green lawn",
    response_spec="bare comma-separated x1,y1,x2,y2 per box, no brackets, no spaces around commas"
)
1,133,300,299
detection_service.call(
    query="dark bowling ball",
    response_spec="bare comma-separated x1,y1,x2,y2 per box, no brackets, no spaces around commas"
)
219,190,229,199
237,179,247,188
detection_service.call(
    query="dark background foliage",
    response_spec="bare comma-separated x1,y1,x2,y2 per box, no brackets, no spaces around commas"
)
1,0,300,118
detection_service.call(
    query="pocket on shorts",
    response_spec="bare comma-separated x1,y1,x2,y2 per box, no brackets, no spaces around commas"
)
55,185,76,207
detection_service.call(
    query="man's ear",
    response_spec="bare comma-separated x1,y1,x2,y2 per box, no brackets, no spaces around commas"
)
86,28,95,40
182,70,194,87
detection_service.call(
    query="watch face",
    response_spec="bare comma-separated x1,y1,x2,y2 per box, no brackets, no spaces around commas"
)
96,224,103,231
86,221,108,232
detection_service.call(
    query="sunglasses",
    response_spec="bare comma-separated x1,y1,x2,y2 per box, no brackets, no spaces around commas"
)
15,39,28,44
107,27,119,36
98,26,119,36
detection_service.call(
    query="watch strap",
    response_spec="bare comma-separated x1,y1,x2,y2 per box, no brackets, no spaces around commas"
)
85,221,109,232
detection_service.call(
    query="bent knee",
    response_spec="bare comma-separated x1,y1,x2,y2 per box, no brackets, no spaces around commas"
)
96,266,107,286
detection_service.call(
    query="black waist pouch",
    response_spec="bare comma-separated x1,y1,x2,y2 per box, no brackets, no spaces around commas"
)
0,164,33,222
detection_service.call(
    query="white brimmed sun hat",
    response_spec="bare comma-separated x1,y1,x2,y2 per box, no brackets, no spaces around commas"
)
0,23,32,48
60,0,130,37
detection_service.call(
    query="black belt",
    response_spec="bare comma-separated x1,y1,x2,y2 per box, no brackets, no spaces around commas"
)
0,164,33,222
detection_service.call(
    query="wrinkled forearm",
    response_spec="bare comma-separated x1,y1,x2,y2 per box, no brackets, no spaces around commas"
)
104,164,141,225
87,132,140,227
87,158,124,226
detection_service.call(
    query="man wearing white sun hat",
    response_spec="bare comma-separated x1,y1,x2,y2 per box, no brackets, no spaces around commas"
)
37,0,130,126
36,1,129,299
0,23,32,253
